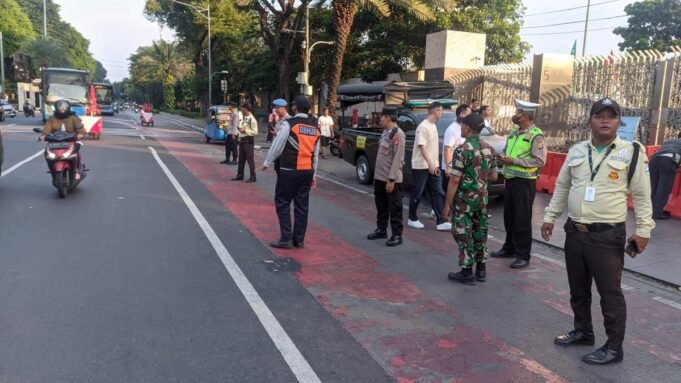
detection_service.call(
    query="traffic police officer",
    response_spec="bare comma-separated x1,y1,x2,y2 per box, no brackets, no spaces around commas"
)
542,97,654,365
443,113,498,284
262,95,321,249
367,106,406,247
491,99,547,269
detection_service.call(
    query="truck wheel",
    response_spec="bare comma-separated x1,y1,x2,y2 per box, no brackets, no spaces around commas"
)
355,155,373,185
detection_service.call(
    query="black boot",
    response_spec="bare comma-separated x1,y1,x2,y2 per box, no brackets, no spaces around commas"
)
245,176,257,183
385,235,403,247
448,268,475,284
367,229,388,240
475,262,486,282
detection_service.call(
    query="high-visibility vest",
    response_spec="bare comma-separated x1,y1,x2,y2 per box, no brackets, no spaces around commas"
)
502,126,543,179
280,116,321,171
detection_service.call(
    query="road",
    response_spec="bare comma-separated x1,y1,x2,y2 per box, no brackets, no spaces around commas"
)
1,111,680,382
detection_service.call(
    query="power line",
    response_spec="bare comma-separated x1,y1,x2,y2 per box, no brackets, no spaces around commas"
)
524,0,621,17
522,25,625,36
522,14,627,29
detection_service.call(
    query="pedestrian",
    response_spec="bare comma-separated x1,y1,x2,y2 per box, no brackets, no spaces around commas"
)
541,97,654,365
443,113,498,284
221,102,239,165
490,99,547,269
442,104,471,185
480,105,493,128
232,103,258,183
367,106,406,247
267,106,278,142
470,98,481,114
271,98,289,136
408,102,452,231
318,107,335,159
649,132,681,219
262,95,321,249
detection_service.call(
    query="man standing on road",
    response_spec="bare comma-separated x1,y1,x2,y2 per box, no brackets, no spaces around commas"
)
408,102,451,231
442,104,471,187
491,99,547,269
318,108,335,159
262,95,321,249
649,133,681,219
480,105,493,128
367,106,406,247
221,102,239,165
443,113,498,284
232,103,258,183
541,97,654,365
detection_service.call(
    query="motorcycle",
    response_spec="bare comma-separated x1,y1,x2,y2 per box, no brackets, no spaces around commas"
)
329,135,342,158
23,104,35,117
40,131,87,198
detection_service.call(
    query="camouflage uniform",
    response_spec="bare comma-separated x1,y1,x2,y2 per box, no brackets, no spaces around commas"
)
449,135,497,268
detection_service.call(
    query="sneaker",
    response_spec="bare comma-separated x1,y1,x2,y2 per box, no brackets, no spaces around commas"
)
408,219,425,229
436,222,452,231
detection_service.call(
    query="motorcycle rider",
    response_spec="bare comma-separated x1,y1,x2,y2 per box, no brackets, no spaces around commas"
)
23,100,34,116
39,99,85,179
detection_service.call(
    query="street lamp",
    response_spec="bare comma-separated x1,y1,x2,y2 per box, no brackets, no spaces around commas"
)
170,0,212,107
212,70,229,104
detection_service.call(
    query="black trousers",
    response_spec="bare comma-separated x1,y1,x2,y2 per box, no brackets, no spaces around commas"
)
374,180,403,236
275,169,314,243
650,156,678,217
564,220,627,349
225,135,238,162
408,169,446,224
237,136,256,178
501,177,536,261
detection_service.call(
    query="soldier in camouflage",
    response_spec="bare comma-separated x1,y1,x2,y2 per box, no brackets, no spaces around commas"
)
443,113,498,284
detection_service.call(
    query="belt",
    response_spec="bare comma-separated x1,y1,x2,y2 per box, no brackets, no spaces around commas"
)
567,218,624,233
658,153,681,164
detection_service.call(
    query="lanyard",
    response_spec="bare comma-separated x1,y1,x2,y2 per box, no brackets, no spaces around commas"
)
587,144,614,182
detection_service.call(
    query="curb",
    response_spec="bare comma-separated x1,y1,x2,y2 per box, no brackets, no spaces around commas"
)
157,113,270,150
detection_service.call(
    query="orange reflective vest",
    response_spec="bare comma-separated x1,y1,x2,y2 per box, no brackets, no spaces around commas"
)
280,116,321,171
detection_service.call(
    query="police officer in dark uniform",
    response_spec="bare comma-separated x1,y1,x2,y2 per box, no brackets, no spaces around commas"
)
367,106,406,247
262,95,321,249
650,133,681,219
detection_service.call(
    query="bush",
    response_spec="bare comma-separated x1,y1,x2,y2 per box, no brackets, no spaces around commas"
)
168,109,202,119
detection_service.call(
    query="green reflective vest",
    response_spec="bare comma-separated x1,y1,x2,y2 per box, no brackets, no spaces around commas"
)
502,126,543,179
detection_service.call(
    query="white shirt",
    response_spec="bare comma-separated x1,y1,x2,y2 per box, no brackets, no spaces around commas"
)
441,121,464,170
412,119,439,170
318,115,334,137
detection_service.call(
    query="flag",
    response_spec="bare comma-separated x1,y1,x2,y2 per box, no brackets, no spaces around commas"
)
570,40,577,57
607,50,619,81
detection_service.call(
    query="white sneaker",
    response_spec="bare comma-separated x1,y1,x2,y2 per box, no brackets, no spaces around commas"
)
436,222,452,231
408,219,425,229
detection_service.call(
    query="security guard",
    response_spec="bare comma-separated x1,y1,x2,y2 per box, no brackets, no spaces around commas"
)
443,113,498,284
491,99,547,269
367,106,406,247
262,95,321,249
541,97,654,365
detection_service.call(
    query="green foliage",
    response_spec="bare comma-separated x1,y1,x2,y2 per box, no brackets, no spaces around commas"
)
0,0,36,58
19,37,70,71
614,0,681,51
93,60,108,82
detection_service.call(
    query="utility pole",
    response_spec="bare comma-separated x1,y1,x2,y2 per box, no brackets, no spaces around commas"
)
301,5,310,96
43,0,48,37
0,32,4,97
582,0,591,56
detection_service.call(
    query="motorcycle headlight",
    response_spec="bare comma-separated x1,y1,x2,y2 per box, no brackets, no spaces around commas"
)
61,150,73,159
46,150,56,160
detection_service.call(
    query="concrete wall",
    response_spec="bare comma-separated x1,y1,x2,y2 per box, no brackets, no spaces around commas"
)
425,30,486,81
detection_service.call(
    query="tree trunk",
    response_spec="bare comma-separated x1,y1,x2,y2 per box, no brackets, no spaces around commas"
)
327,0,358,125
276,55,290,100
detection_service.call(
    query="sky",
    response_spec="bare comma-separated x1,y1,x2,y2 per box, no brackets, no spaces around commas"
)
53,0,638,82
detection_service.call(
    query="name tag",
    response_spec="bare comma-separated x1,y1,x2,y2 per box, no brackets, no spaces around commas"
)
584,186,596,202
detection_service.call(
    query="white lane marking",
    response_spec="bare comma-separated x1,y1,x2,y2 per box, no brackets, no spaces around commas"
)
653,296,681,311
148,147,321,383
6,124,16,127
315,174,372,195
1,150,43,178
139,135,146,140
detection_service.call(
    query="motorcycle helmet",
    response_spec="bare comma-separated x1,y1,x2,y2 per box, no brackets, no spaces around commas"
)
54,99,73,119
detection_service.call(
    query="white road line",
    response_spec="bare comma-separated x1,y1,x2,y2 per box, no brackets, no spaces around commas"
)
139,135,146,140
316,174,372,195
148,147,321,383
653,296,681,311
6,124,16,127
1,150,43,178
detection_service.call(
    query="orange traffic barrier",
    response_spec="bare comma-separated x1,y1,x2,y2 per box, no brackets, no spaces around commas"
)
646,145,660,159
662,168,681,219
536,152,566,194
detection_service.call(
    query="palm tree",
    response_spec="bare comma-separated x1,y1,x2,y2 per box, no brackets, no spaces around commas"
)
326,0,440,120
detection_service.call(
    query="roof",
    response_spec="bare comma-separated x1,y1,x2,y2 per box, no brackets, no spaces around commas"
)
337,81,455,103
43,67,90,75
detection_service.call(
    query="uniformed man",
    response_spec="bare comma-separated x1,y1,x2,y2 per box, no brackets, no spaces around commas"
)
443,113,498,284
650,133,681,219
541,97,654,365
221,102,239,165
262,95,321,249
367,106,406,247
491,99,547,269
232,103,258,183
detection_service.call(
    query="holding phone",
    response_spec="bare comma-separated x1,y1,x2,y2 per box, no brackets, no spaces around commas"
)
625,240,639,258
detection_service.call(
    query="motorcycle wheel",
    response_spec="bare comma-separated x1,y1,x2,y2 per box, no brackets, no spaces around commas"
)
55,170,68,199
330,144,340,157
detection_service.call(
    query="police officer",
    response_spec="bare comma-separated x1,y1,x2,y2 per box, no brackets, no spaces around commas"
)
542,97,654,365
367,106,406,247
491,99,547,269
262,95,321,249
232,103,258,183
650,133,681,219
221,102,240,165
443,113,498,284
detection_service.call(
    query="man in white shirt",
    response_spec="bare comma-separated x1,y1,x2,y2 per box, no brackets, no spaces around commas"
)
318,107,335,159
408,102,452,231
442,104,472,177
480,105,493,128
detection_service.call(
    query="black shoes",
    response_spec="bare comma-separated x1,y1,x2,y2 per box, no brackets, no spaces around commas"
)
245,177,257,183
510,259,530,269
554,330,595,346
490,249,514,258
386,235,402,247
269,240,293,249
228,161,238,165
231,176,244,181
448,268,475,284
475,262,486,282
220,160,230,164
582,346,623,365
293,240,304,249
367,229,388,240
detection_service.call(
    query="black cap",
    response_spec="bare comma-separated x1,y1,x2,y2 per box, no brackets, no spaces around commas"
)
381,105,398,117
462,113,486,132
293,95,311,113
590,97,621,116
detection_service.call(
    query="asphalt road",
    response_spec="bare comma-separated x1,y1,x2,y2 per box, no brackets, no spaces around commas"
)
1,111,681,382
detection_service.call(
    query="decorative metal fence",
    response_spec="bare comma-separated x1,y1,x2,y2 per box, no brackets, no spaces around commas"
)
665,47,681,141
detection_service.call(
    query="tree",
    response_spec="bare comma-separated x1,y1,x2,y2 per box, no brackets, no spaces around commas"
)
19,37,70,72
0,0,36,58
614,0,681,51
93,61,108,83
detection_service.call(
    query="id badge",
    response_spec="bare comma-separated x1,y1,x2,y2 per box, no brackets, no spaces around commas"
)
584,186,596,202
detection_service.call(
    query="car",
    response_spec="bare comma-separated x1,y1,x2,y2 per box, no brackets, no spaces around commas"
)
0,101,17,118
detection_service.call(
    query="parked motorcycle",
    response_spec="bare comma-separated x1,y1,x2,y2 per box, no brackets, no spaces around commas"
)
23,104,35,117
329,135,342,158
38,130,87,198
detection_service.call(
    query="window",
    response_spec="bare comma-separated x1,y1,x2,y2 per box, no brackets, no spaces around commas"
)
397,115,417,138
